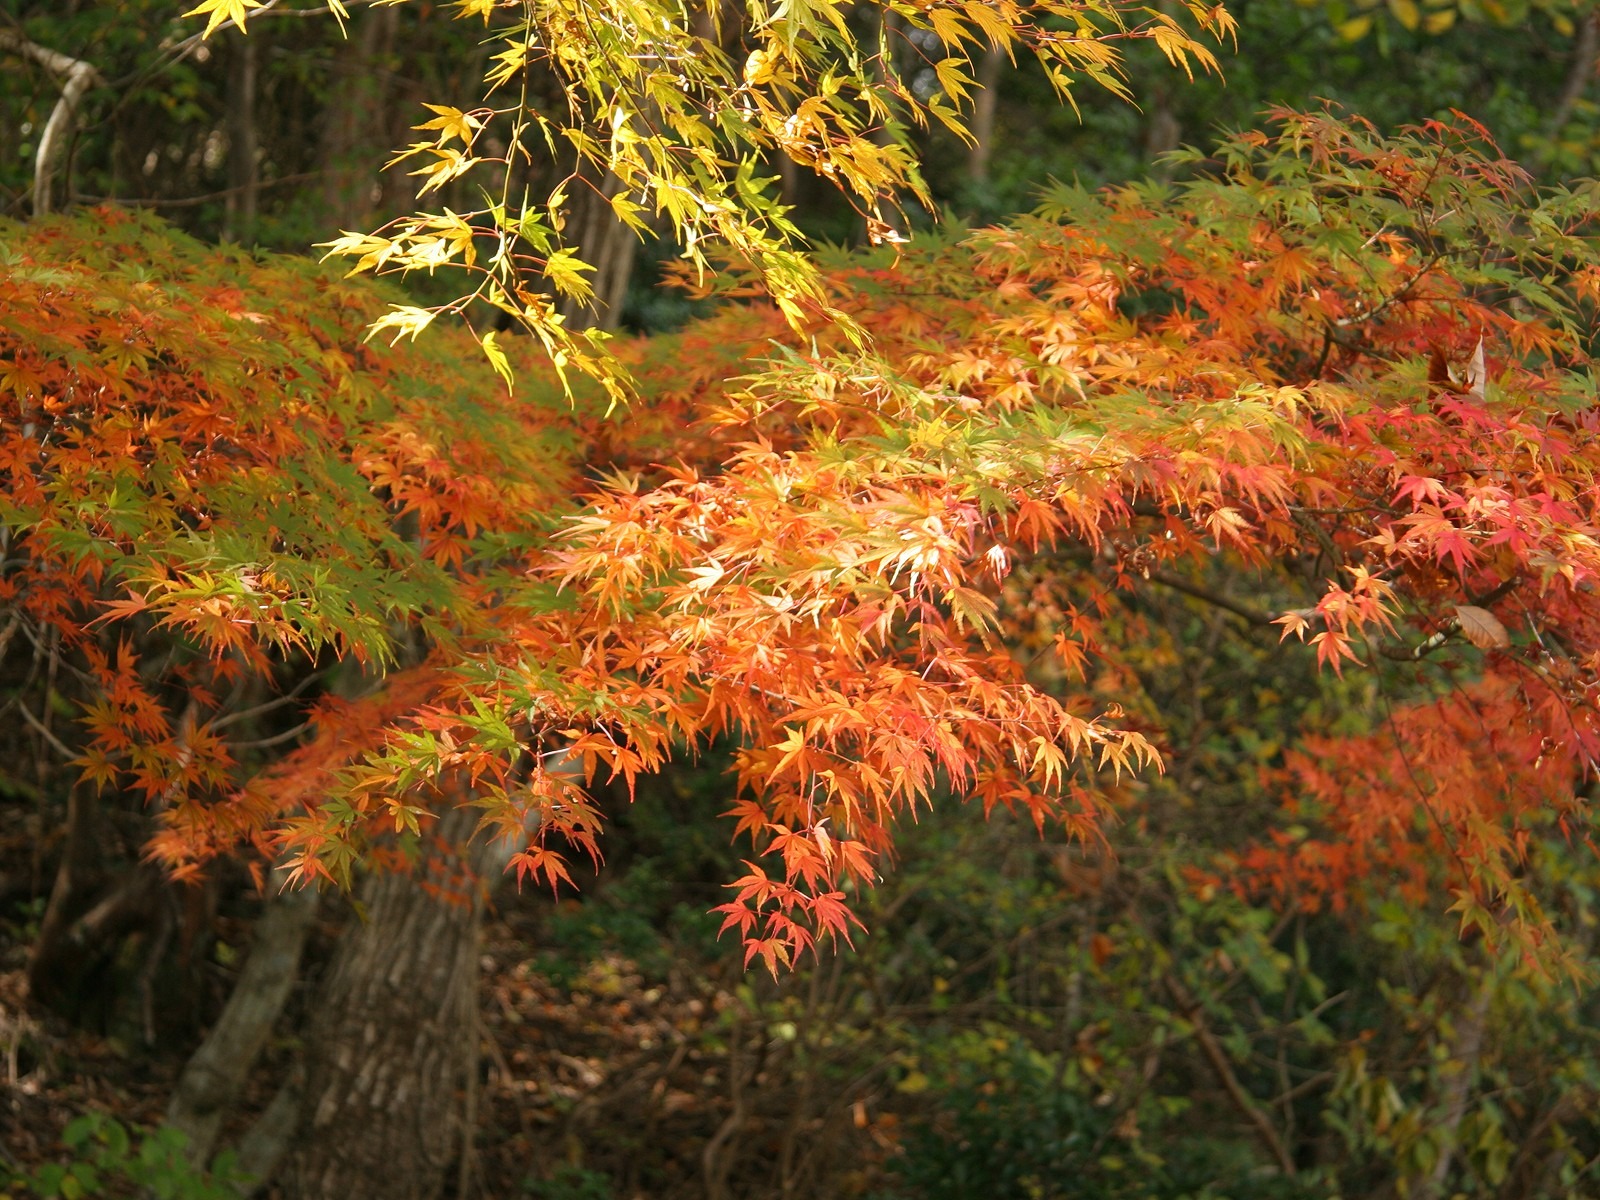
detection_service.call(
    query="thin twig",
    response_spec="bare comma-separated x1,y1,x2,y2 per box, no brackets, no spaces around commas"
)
1147,569,1279,626
18,702,74,759
1165,973,1298,1178
227,722,313,751
208,670,326,732
78,170,323,210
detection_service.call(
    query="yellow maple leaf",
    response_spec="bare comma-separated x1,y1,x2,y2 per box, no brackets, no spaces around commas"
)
183,0,264,38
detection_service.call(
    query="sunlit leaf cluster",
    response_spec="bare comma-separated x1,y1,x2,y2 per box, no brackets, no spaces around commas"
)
187,0,1235,396
4,109,1598,973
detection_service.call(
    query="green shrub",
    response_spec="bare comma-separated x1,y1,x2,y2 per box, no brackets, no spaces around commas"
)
878,1050,1325,1200
2,1113,248,1200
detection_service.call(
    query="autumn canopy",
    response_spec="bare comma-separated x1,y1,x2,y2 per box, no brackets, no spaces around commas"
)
4,99,1597,969
4,0,1600,1194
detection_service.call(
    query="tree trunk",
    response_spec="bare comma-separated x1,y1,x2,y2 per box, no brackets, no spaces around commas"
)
1419,970,1495,1200
225,30,260,240
166,881,319,1165
555,167,643,332
279,807,486,1200
967,42,1005,188
319,7,400,230
1144,83,1181,179
1144,0,1182,179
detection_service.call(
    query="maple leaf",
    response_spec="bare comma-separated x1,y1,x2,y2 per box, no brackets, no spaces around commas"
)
1454,604,1511,649
183,0,263,38
1274,610,1312,643
508,845,576,895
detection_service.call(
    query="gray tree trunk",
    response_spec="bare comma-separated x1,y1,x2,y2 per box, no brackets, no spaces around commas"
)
967,43,1005,188
319,7,400,230
166,882,319,1165
225,30,260,240
279,807,486,1200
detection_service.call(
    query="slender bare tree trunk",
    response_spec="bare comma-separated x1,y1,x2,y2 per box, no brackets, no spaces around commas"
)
319,7,400,229
967,43,1005,188
166,882,319,1165
1419,970,1495,1200
555,168,642,332
1145,0,1183,179
1144,83,1182,181
225,31,260,240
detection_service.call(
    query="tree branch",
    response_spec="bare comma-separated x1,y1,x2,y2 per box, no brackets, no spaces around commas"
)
77,171,324,211
1147,569,1280,626
1538,9,1600,175
1151,565,1523,666
1165,974,1298,1178
1375,576,1521,661
0,30,104,215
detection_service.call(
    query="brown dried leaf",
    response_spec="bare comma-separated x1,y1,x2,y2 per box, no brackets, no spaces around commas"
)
1463,335,1487,404
1428,343,1452,390
1455,604,1509,649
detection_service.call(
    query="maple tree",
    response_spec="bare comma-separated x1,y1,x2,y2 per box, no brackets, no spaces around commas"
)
91,5,1568,986
6,93,1600,1200
580,110,1597,969
10,97,1598,978
4,7,1600,1200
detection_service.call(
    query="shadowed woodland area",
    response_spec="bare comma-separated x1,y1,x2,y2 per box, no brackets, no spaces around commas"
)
3,2,1600,1198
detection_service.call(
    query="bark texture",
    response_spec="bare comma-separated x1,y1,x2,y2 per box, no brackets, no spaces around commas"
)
280,808,485,1200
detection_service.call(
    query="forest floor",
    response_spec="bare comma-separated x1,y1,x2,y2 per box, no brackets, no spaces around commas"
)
2,860,893,1198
